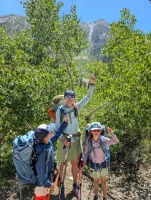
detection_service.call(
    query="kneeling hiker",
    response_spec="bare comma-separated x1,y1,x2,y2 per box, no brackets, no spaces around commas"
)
83,122,119,200
34,114,69,200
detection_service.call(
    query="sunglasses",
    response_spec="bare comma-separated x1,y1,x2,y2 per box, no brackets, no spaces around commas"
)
65,95,75,99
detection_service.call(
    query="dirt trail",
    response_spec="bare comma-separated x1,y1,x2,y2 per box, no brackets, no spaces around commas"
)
0,163,151,200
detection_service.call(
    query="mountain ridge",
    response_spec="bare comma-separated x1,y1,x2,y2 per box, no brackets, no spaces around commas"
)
0,14,110,60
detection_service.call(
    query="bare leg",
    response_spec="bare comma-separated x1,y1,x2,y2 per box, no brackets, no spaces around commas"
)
100,176,107,198
94,178,99,197
71,159,78,184
59,162,68,183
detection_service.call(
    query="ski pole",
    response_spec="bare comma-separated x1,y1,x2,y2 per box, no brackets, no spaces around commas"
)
59,135,71,200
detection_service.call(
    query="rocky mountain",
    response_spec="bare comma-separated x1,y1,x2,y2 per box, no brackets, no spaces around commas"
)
0,14,110,60
80,19,110,60
0,15,30,36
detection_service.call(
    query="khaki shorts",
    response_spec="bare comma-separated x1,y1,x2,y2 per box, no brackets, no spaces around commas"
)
91,167,108,178
57,138,82,162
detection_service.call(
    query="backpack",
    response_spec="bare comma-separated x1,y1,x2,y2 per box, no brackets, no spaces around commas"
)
11,130,55,184
83,123,91,146
48,95,65,123
11,131,56,200
48,94,78,124
11,130,38,185
87,125,110,172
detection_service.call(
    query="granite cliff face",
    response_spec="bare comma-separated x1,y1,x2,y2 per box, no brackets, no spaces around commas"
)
0,15,30,36
80,19,110,59
0,15,110,60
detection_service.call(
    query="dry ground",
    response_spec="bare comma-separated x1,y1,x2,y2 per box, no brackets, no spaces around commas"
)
0,163,151,200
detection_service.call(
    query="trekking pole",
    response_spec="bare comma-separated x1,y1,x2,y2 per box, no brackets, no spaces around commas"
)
47,184,54,200
59,135,71,200
47,164,60,200
76,153,83,200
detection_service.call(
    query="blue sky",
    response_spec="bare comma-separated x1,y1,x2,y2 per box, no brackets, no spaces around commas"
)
0,0,151,33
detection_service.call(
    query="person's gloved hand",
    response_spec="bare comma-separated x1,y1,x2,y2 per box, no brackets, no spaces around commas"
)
44,179,52,188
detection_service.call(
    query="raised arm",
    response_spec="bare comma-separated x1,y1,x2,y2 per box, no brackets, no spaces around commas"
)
77,73,95,112
104,127,119,146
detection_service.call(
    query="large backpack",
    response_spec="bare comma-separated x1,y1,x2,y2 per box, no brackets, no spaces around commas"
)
11,131,56,200
11,130,38,185
48,95,65,123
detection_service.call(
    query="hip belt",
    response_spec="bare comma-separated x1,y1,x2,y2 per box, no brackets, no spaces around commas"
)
88,159,108,171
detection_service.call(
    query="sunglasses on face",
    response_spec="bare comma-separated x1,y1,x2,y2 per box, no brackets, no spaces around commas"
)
65,95,75,99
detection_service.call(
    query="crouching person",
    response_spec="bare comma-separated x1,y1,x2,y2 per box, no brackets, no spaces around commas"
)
34,114,69,200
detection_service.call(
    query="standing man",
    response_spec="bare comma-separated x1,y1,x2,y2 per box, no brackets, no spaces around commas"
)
55,73,95,199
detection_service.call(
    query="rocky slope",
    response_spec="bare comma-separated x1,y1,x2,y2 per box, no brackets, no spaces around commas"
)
0,15,30,36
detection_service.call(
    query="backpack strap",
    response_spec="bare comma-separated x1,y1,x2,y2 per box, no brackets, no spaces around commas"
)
100,136,110,170
60,106,65,124
100,136,106,153
88,137,106,171
30,139,38,176
88,137,105,155
60,105,78,124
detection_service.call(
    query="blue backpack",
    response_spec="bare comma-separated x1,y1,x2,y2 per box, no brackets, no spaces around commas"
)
87,125,110,172
11,130,38,185
11,131,54,200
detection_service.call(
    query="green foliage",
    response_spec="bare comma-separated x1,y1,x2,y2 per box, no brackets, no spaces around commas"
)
84,8,151,166
22,0,87,55
0,0,88,178
21,0,88,91
140,139,151,166
1,4,151,180
0,27,34,66
0,63,73,177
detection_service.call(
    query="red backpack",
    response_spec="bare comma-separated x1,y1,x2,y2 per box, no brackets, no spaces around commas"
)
48,95,65,123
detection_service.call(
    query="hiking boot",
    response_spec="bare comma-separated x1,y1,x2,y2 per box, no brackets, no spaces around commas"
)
72,183,77,195
103,198,107,200
60,185,65,200
93,196,99,200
